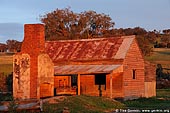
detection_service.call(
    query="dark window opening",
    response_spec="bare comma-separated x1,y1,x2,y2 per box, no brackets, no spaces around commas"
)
71,74,77,86
132,69,136,79
95,74,106,96
95,74,106,85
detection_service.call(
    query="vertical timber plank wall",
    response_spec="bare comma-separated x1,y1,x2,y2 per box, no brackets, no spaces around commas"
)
112,73,123,98
80,75,94,95
106,73,123,98
144,61,156,97
123,39,145,99
80,75,107,96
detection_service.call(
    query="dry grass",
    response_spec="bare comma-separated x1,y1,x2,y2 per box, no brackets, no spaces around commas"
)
0,54,13,75
0,64,13,75
145,48,170,61
153,48,170,52
145,48,170,72
0,54,13,64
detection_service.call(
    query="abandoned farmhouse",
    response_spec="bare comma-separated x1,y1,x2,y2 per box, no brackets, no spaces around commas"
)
13,24,156,100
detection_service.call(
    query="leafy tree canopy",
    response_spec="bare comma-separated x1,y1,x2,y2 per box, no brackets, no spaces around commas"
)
6,40,22,52
40,7,115,40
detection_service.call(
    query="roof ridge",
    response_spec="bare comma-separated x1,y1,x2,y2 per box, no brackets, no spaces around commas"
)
46,37,117,42
45,35,135,42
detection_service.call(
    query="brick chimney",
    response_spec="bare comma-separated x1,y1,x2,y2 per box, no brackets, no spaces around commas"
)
21,24,45,54
13,24,54,99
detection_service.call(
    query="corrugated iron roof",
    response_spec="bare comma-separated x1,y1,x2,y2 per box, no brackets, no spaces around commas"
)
54,65,122,75
45,36,135,63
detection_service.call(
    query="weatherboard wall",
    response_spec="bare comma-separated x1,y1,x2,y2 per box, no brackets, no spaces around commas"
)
144,61,156,97
123,39,145,99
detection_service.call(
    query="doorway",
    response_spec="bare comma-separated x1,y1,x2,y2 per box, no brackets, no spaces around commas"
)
95,74,106,96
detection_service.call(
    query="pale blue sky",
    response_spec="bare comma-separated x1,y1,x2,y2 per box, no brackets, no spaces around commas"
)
0,0,170,43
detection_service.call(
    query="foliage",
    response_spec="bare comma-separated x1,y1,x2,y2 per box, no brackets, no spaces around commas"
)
156,64,164,78
40,7,156,56
0,72,12,93
157,89,170,98
123,89,170,110
163,29,170,34
7,99,18,113
136,35,153,56
1,90,170,112
42,95,125,113
0,8,169,56
0,93,13,101
42,89,170,112
123,97,170,109
40,7,115,40
6,73,13,92
0,40,22,53
145,48,170,79
161,34,170,46
6,40,22,52
0,43,8,52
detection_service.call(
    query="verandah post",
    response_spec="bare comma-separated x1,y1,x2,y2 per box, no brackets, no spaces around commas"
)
110,73,113,98
78,73,81,95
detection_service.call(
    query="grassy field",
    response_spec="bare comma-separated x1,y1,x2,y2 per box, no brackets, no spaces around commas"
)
42,89,170,113
0,64,13,75
157,89,170,98
145,48,170,68
145,48,170,61
0,53,13,75
0,54,13,64
43,95,125,113
1,89,170,113
145,48,170,73
123,89,170,110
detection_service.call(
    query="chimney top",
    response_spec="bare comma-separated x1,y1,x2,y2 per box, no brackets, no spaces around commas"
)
21,24,45,54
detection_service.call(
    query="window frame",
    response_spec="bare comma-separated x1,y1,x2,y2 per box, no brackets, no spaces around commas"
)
132,69,136,79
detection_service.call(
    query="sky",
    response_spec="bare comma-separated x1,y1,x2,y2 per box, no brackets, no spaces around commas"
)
0,0,170,43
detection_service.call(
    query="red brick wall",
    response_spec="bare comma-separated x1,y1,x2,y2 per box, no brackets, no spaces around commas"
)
21,24,45,54
123,39,145,99
21,24,45,99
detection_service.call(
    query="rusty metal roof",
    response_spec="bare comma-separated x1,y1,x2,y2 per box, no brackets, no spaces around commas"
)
45,36,135,63
54,65,122,75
